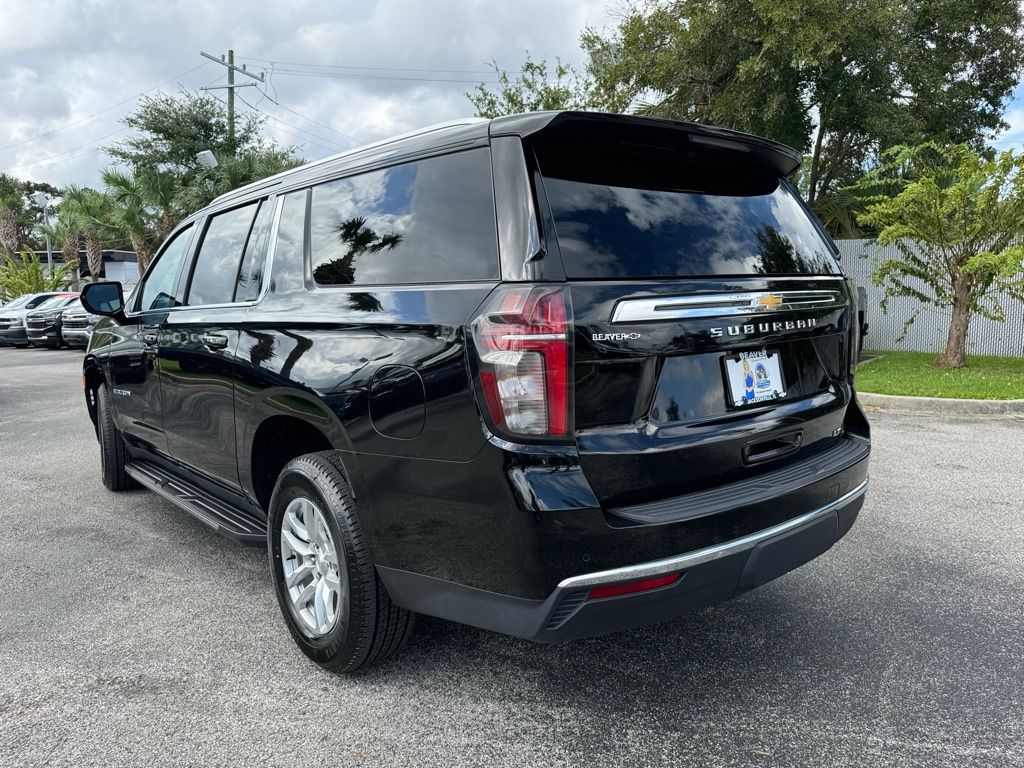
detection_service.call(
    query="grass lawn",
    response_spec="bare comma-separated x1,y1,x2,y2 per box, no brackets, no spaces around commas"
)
857,350,1024,399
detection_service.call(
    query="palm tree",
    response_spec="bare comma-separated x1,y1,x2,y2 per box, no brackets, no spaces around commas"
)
40,208,81,289
141,168,179,241
173,149,300,216
0,172,24,259
62,186,110,282
102,169,158,274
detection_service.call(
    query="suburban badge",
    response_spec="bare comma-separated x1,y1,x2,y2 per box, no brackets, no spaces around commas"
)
710,318,817,338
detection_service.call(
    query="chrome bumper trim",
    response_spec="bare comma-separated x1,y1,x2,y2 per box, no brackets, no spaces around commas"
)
557,479,868,590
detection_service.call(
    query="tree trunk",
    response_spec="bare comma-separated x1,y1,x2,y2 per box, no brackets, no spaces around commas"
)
936,278,972,368
62,235,81,290
807,112,826,206
133,238,153,276
84,233,104,283
0,208,18,259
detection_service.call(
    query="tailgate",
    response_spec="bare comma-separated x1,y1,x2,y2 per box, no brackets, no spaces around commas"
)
570,277,857,509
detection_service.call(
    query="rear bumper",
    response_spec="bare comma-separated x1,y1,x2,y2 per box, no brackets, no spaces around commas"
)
378,479,867,642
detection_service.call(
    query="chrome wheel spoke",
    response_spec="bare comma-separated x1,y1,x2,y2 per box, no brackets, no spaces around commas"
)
313,579,329,632
279,496,347,637
282,529,312,558
284,560,314,588
285,507,309,542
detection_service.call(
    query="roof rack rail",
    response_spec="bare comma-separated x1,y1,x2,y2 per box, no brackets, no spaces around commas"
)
211,117,490,205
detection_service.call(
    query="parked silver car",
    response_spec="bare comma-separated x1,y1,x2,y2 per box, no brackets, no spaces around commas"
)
60,299,102,348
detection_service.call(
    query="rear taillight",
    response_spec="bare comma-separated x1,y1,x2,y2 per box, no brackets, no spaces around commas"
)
471,285,571,439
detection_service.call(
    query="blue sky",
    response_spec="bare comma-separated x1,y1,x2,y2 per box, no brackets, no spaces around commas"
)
992,85,1024,151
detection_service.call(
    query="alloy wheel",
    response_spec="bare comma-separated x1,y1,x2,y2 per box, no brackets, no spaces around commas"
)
280,496,347,637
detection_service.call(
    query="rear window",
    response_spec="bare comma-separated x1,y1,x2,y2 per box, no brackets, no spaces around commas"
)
536,140,840,279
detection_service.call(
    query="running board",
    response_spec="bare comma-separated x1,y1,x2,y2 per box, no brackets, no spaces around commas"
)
125,460,267,545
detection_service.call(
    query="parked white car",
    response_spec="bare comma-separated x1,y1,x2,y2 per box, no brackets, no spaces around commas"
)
0,292,70,347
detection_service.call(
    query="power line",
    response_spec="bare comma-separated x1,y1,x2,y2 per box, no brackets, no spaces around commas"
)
234,55,496,76
2,127,130,174
273,69,493,85
255,90,362,145
209,91,342,155
0,63,210,154
235,93,349,151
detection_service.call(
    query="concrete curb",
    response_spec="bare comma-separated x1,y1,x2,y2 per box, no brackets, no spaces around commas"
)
857,391,1024,415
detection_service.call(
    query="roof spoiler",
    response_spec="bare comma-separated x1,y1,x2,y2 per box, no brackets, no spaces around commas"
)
489,111,802,177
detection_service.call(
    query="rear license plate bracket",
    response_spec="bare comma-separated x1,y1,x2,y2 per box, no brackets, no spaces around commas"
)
722,348,786,408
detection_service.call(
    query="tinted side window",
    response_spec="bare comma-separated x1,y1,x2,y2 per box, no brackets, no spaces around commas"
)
138,225,193,311
26,295,53,308
187,202,260,306
309,148,497,285
234,199,274,302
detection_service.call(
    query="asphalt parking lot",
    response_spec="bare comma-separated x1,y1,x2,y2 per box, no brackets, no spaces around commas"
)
1,346,1022,768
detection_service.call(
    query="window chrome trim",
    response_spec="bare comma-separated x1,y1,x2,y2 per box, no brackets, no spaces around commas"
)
611,289,846,323
255,194,284,305
556,479,868,590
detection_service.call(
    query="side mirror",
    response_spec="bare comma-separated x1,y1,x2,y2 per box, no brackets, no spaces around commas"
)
80,281,125,317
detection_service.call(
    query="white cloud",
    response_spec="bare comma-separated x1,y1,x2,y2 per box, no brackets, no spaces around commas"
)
0,0,614,187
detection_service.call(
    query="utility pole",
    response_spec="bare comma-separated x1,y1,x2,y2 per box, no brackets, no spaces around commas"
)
199,50,264,156
227,49,235,151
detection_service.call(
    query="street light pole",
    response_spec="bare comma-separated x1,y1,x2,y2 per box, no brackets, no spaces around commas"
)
31,192,53,279
43,198,53,278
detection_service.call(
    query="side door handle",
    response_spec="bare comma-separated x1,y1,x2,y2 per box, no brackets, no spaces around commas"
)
201,333,229,350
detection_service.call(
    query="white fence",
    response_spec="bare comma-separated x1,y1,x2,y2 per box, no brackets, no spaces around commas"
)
837,238,1024,358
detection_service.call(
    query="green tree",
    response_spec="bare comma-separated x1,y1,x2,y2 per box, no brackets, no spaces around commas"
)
582,0,1024,208
476,0,1024,234
0,173,25,258
40,208,81,289
857,143,1024,369
62,187,112,283
0,249,71,300
467,53,601,118
20,180,61,251
101,168,175,274
104,91,300,232
105,91,264,173
172,148,300,215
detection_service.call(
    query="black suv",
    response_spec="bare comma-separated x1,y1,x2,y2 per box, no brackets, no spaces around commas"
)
80,112,870,672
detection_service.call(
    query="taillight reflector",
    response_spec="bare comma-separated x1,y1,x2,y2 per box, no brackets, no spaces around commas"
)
588,573,682,600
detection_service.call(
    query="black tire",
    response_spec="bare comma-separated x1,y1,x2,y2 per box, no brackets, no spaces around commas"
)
96,384,137,491
268,452,414,672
